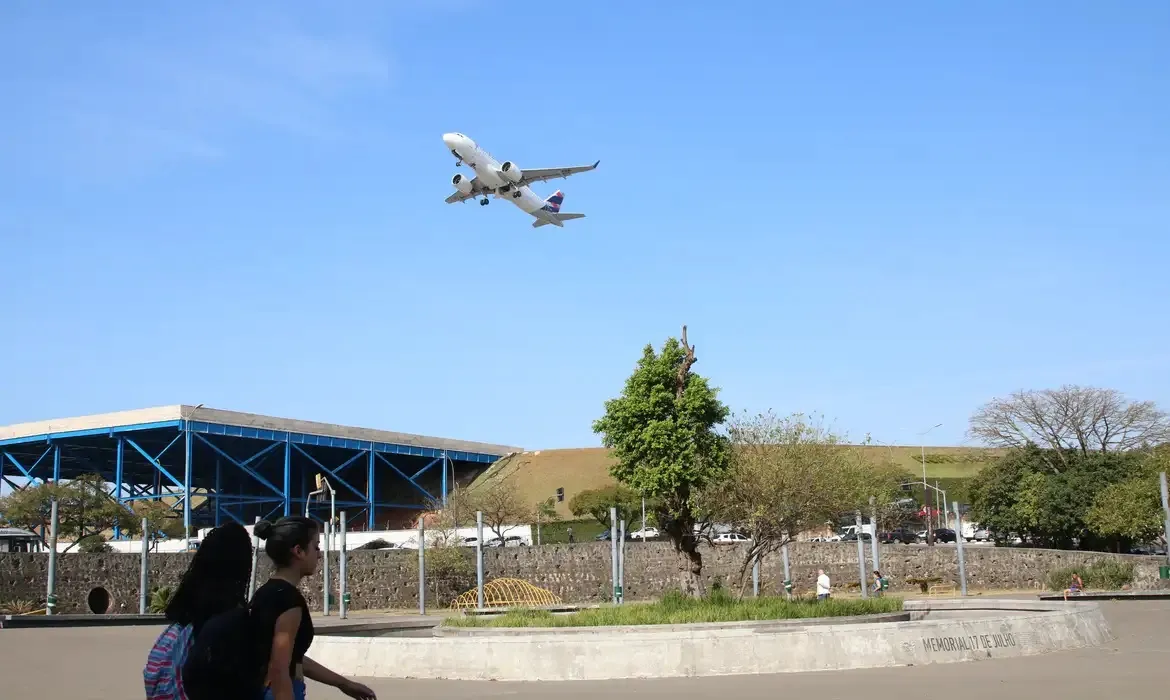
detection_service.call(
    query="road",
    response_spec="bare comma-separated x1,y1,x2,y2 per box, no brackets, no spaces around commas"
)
2,599,1166,700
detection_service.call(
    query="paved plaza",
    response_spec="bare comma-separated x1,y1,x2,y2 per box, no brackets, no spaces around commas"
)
3,599,1167,700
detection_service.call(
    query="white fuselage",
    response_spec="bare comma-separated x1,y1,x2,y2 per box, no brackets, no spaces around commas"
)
442,132,550,218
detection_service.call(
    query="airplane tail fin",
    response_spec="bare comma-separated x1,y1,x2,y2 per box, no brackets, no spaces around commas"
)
533,212,586,228
542,190,564,213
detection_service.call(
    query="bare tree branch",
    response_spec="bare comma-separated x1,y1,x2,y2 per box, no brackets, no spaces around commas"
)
968,385,1170,472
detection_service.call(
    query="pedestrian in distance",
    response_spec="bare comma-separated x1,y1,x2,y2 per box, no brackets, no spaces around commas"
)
816,569,831,601
144,522,253,700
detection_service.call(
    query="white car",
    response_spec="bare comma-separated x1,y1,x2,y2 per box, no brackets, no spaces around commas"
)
712,532,750,544
630,527,660,540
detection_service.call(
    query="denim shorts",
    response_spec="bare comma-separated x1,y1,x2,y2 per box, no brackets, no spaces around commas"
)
263,679,306,700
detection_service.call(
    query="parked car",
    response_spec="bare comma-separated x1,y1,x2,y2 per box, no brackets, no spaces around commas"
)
712,532,751,544
841,532,873,542
485,536,527,547
878,529,919,544
630,527,660,540
932,528,957,543
594,530,633,541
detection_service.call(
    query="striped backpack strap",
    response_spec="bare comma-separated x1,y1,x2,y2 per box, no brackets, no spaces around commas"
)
144,623,194,700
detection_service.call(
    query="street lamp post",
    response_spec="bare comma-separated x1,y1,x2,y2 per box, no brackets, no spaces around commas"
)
917,424,942,541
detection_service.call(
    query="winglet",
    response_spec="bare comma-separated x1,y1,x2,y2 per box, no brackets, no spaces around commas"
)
593,160,600,168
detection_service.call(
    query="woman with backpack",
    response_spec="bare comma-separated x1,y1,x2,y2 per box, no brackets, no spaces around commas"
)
250,516,376,700
144,522,254,700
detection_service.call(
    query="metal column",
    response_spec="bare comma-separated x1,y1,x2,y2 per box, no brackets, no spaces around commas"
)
367,449,376,531
114,439,125,539
854,510,868,598
339,510,349,619
953,501,968,596
183,430,192,549
476,511,485,609
283,438,291,517
46,498,59,615
139,517,149,614
869,496,880,574
1160,471,1170,570
610,507,619,602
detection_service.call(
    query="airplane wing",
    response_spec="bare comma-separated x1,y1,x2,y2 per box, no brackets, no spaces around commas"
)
445,176,486,204
517,160,600,186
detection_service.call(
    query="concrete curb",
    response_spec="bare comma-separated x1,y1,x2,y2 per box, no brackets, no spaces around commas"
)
431,611,913,636
0,613,169,629
306,598,1113,681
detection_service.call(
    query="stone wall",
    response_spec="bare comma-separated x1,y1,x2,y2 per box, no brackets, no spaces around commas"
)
1,542,1164,614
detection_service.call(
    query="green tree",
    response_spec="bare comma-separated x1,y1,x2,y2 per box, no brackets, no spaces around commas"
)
968,445,1146,549
567,485,643,529
131,500,187,541
1086,452,1168,547
592,326,731,596
701,410,881,590
0,473,138,552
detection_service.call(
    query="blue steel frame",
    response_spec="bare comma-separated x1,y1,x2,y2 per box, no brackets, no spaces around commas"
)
0,419,506,537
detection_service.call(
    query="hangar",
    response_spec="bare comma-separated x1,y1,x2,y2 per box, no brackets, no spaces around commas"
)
0,405,521,540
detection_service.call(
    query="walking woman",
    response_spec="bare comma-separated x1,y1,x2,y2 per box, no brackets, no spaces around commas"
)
251,516,376,700
144,522,253,700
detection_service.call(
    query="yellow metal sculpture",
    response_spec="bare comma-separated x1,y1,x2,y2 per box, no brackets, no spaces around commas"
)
450,577,562,609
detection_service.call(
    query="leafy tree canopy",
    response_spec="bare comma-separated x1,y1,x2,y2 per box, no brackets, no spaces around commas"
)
567,485,646,529
967,445,1148,549
0,473,140,552
592,327,730,595
1085,451,1168,545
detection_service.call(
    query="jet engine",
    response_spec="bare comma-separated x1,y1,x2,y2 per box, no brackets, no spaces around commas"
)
452,173,473,194
500,161,523,183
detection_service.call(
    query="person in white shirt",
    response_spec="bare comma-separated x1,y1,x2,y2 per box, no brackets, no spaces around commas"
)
816,569,831,600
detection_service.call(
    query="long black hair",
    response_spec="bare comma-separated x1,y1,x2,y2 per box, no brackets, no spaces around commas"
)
254,516,318,567
164,522,253,631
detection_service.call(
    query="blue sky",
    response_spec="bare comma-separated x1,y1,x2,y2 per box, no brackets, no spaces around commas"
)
1,1,1167,451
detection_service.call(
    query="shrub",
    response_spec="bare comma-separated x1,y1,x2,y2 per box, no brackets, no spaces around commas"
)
79,535,113,553
905,576,944,593
1045,559,1135,591
148,585,174,614
0,599,41,615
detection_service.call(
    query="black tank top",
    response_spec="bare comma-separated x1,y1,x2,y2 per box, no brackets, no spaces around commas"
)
250,578,315,680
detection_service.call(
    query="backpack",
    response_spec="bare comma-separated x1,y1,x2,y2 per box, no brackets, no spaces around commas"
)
180,606,268,699
144,622,194,700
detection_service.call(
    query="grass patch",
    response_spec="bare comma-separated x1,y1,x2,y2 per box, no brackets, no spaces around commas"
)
1045,560,1135,592
442,588,903,627
535,519,609,544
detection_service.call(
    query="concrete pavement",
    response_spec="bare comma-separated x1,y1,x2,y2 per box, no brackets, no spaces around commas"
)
1,600,1166,700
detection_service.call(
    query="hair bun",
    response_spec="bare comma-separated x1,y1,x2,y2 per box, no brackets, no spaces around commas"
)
253,520,274,540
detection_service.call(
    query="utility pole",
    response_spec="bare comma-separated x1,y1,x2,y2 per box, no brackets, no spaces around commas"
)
869,496,880,573
1160,471,1170,571
919,423,941,545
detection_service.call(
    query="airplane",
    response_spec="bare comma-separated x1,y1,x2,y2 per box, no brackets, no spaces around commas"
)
441,132,600,228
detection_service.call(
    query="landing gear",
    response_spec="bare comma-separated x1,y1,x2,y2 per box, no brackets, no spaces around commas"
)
479,198,489,206
512,191,522,199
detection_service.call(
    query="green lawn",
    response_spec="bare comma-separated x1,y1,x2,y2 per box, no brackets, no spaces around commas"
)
443,589,904,627
535,519,609,544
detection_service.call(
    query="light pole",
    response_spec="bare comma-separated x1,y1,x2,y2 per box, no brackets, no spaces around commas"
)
917,423,942,538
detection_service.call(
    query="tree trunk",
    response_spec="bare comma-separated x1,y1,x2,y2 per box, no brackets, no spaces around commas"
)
675,538,705,597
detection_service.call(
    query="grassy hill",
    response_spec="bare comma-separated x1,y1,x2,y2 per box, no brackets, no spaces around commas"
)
469,445,1003,520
